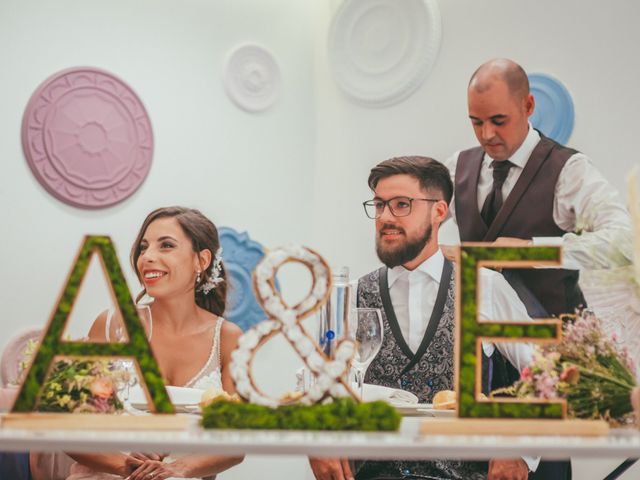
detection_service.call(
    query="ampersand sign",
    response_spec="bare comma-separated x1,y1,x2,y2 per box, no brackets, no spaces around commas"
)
230,245,358,407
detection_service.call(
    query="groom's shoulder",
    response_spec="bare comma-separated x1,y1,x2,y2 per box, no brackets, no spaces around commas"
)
358,266,385,284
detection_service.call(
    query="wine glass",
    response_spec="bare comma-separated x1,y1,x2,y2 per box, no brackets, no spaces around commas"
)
347,308,383,400
114,304,153,343
113,304,153,409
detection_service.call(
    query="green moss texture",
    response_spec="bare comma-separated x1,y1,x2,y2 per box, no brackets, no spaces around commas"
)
459,246,563,419
13,236,174,414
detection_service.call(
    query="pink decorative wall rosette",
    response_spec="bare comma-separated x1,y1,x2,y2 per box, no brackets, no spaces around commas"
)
21,67,153,208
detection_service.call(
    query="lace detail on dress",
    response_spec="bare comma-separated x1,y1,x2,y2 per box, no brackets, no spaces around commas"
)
184,317,224,391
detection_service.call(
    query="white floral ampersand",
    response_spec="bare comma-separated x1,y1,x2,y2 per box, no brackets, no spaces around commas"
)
230,244,359,407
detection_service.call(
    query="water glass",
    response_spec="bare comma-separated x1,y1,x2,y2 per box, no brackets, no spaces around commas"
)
347,308,383,400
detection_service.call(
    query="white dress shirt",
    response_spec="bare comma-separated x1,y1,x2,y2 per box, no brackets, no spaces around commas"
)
385,250,539,471
386,250,533,371
442,126,633,270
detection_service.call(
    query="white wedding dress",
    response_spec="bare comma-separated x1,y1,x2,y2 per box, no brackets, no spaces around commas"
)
31,315,225,480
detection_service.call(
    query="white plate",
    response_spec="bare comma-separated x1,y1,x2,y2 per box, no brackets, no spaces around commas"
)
393,402,456,417
128,386,204,411
360,383,419,404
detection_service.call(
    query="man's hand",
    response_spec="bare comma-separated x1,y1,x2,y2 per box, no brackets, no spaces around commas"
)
309,457,353,480
493,237,532,247
488,458,529,480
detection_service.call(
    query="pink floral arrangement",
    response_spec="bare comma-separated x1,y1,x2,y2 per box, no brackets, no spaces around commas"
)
18,339,128,414
500,310,637,424
36,359,126,414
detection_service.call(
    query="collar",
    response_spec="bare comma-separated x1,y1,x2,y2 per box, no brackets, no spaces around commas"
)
387,249,445,288
484,123,540,169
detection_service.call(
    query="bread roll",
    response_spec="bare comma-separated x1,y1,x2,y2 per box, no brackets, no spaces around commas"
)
432,390,456,410
279,391,304,403
200,387,240,407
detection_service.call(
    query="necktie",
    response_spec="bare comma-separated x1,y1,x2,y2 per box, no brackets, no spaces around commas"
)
480,160,514,226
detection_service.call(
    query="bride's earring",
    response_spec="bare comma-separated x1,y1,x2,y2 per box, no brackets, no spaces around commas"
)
196,270,201,284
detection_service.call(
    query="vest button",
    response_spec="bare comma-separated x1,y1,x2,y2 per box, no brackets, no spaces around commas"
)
402,469,411,475
401,380,408,387
427,379,433,387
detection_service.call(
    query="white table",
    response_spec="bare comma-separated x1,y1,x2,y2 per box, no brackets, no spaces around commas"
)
0,417,639,461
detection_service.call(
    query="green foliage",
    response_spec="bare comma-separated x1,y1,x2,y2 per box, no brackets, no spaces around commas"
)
37,359,123,414
458,246,563,419
201,398,401,431
507,313,638,424
13,236,174,414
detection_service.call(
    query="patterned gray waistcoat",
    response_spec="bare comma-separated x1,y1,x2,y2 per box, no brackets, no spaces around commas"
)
354,261,488,480
358,262,455,402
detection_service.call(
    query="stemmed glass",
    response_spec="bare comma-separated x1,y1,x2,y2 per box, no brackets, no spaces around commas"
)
113,304,153,410
347,308,383,400
114,304,153,343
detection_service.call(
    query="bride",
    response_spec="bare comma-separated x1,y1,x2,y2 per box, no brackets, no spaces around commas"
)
63,206,244,479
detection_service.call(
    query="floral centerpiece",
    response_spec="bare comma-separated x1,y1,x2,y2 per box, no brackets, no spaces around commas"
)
38,359,125,414
498,310,637,425
18,339,127,414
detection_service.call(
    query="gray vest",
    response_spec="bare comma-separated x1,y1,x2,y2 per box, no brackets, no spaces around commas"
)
359,264,454,401
354,261,488,480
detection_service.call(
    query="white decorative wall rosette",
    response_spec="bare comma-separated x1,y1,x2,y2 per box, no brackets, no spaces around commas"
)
230,245,358,407
223,44,281,112
328,0,442,108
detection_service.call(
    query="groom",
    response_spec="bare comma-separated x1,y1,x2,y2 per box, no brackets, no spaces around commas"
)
310,156,536,480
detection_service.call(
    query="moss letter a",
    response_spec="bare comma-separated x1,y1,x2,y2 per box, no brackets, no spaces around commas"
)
12,236,174,414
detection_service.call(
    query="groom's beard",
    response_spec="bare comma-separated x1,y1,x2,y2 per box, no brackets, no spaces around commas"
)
376,222,432,268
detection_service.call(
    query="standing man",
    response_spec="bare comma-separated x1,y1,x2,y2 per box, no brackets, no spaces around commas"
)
310,156,536,480
444,58,632,318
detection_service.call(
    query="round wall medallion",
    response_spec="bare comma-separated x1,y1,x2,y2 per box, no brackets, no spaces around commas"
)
219,227,278,331
528,73,575,145
21,67,153,209
223,44,281,112
328,0,442,108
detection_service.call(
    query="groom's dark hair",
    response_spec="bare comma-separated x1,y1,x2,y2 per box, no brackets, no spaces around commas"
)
368,156,453,205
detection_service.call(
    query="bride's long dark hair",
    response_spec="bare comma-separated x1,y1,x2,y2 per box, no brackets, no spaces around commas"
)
130,206,227,316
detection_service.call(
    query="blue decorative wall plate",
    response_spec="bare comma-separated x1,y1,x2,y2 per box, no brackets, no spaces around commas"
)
528,73,575,145
219,227,274,331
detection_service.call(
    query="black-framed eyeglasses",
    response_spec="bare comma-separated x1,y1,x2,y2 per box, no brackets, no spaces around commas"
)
362,196,440,219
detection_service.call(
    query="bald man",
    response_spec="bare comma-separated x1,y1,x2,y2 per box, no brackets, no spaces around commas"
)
444,58,632,319
444,59,633,480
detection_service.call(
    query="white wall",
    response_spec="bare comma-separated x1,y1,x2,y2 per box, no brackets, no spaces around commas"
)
0,0,318,345
0,2,319,476
312,0,640,280
2,0,640,478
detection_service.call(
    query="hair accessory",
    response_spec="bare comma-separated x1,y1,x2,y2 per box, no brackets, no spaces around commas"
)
198,247,224,295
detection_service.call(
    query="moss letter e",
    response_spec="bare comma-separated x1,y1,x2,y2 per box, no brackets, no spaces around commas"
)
456,244,565,420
